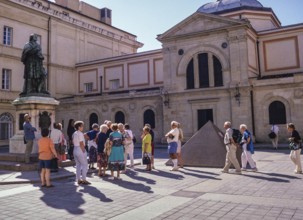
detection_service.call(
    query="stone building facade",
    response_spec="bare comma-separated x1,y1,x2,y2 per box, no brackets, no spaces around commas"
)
0,0,303,145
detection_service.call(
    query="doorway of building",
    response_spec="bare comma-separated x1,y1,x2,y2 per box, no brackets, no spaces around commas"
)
197,109,213,130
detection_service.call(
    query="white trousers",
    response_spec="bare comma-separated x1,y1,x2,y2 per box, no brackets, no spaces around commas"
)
73,146,88,181
124,143,134,166
271,135,279,148
241,144,256,169
290,149,302,172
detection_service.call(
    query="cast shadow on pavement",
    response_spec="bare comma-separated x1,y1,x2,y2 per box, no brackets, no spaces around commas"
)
137,168,184,180
79,185,113,202
260,172,302,180
102,177,154,194
125,170,156,185
182,167,220,176
40,184,85,215
178,170,222,181
243,173,290,183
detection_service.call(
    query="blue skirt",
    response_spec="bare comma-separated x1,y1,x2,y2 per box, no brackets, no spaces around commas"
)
108,145,124,162
168,142,178,154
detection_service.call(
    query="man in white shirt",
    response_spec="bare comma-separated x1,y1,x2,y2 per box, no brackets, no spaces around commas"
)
222,121,241,174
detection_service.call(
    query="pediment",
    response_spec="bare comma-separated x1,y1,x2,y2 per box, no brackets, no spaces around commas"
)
158,12,247,41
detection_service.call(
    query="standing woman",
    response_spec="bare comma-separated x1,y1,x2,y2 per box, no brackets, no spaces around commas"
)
108,123,125,180
287,123,302,174
67,119,76,160
73,121,90,185
84,123,99,170
57,123,67,162
142,126,152,171
165,121,180,171
239,124,257,172
177,123,184,168
97,124,108,177
38,128,58,187
50,123,62,162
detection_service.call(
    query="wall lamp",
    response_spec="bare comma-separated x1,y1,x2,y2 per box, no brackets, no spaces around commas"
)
234,83,241,106
162,89,170,108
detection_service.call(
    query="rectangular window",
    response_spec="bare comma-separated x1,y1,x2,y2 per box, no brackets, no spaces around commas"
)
84,82,93,92
2,69,11,90
110,79,120,90
3,26,13,46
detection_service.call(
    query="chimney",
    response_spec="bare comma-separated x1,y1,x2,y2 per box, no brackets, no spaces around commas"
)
55,0,80,11
100,8,112,25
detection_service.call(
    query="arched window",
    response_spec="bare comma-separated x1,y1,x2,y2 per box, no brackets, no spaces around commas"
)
143,109,155,129
89,113,98,128
269,101,286,124
185,52,223,89
186,58,194,89
115,111,125,124
0,113,13,140
198,53,209,88
213,55,223,87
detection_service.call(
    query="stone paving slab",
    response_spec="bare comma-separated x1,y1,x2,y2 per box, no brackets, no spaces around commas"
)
0,149,302,219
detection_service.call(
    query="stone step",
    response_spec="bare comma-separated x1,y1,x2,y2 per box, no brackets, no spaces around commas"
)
0,153,39,163
0,160,75,171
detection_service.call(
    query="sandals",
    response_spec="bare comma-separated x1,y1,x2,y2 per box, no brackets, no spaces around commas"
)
81,180,91,185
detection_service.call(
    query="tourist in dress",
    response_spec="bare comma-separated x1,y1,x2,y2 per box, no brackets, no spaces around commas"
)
240,124,257,172
84,123,99,170
142,126,152,171
145,124,155,169
287,123,302,174
97,124,108,177
222,121,241,174
50,122,63,163
38,128,58,188
67,119,76,160
23,114,37,164
177,123,184,168
73,121,90,185
124,124,135,169
108,123,125,180
118,123,127,174
270,124,279,149
165,121,180,171
57,123,67,161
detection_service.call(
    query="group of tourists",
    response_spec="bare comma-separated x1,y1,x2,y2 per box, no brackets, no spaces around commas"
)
222,121,302,175
23,113,302,188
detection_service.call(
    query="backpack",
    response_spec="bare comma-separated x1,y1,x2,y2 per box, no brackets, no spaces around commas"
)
232,129,242,144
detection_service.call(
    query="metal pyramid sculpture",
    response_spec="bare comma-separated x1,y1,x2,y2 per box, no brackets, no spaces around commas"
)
166,120,232,168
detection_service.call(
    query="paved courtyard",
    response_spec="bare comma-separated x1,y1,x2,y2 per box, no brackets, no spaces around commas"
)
0,148,303,220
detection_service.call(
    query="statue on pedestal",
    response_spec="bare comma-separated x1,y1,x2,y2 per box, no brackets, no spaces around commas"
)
20,34,50,97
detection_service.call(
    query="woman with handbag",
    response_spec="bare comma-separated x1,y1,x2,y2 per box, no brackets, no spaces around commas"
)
108,123,125,180
97,124,108,177
142,126,152,171
50,122,62,172
287,123,302,174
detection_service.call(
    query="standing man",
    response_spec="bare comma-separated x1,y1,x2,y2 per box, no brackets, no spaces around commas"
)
222,121,241,174
271,124,279,149
23,114,37,163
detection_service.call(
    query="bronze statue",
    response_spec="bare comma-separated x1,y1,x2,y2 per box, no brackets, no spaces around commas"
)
20,34,49,97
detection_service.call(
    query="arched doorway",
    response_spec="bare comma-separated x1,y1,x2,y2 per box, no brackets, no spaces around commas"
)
143,109,155,128
0,113,13,140
115,111,125,124
89,113,99,128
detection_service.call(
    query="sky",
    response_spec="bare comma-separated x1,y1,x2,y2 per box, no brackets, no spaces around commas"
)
50,0,303,52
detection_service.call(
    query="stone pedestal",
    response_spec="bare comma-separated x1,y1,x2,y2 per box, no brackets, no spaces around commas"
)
9,96,59,154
